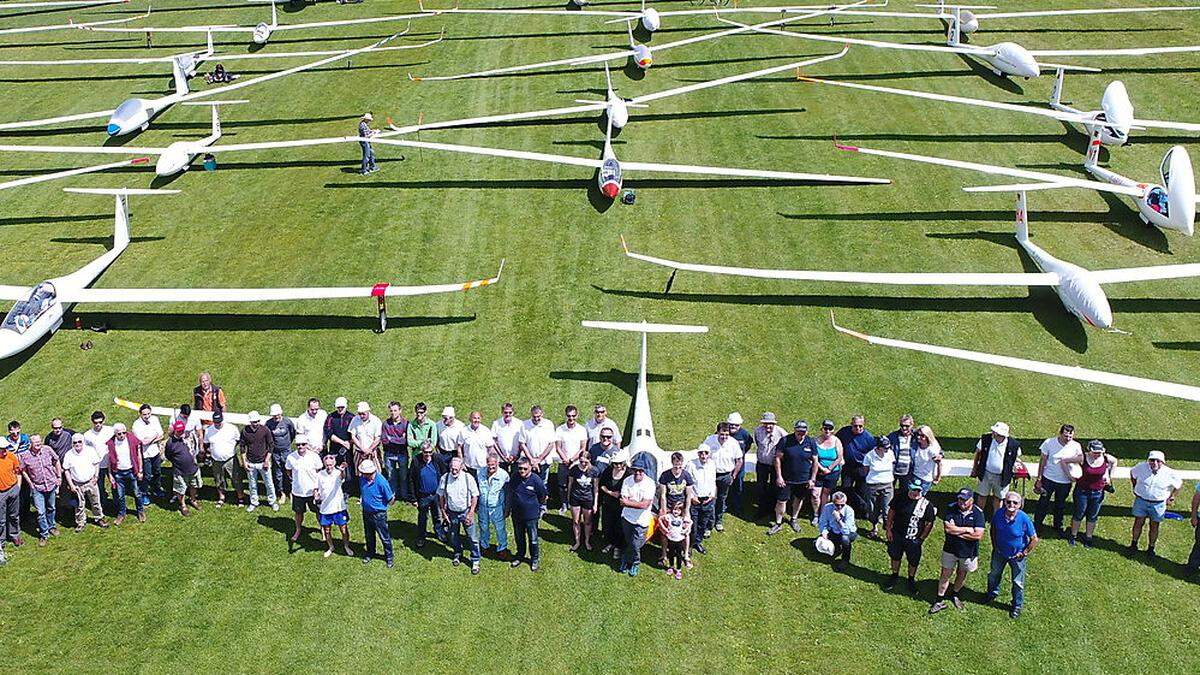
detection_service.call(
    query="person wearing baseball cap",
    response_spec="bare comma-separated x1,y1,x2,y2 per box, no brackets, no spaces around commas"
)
358,112,379,175
618,458,656,577
164,419,202,516
884,478,937,594
240,411,278,514
1129,450,1183,557
768,420,818,536
437,406,465,466
204,410,243,508
265,403,297,504
970,421,1023,517
861,436,896,539
753,413,787,521
285,434,323,546
725,412,752,516
1064,439,1116,548
597,450,630,560
930,488,985,615
324,398,355,483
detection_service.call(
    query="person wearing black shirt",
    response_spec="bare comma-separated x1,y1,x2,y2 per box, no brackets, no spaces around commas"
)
768,420,819,536
884,479,937,593
930,488,986,614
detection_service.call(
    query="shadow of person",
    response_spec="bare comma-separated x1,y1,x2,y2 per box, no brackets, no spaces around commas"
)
256,513,329,554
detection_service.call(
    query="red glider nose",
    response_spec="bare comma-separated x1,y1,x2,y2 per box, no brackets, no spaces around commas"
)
601,182,620,199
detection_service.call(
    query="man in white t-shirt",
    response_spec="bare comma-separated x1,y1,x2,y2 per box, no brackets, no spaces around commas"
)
204,411,243,507
619,464,656,576
701,422,745,532
585,404,621,446
82,410,114,508
1034,424,1080,535
489,402,523,470
294,398,328,454
348,402,383,470
458,411,495,475
285,434,324,545
687,446,717,553
1129,450,1183,557
554,405,588,513
437,406,465,463
61,433,107,531
518,405,556,481
132,404,165,504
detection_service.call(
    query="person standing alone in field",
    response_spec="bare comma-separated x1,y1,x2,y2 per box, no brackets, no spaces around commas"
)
359,112,379,175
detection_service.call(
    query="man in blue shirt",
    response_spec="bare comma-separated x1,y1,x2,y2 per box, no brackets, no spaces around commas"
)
508,457,548,572
835,415,875,516
985,491,1039,619
817,490,857,571
407,441,446,547
359,459,395,568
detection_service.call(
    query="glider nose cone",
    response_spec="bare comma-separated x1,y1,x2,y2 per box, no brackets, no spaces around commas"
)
601,182,620,199
106,123,121,136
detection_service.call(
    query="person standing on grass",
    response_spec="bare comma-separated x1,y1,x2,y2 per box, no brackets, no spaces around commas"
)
294,398,327,459
458,411,496,479
44,418,75,462
768,420,818,536
106,423,145,525
193,371,226,416
314,454,353,559
1129,450,1182,558
1033,424,1079,537
701,421,744,533
490,402,523,475
82,411,114,511
884,479,937,594
861,436,895,540
132,404,164,505
8,422,31,529
359,112,379,175
687,445,717,554
835,414,875,516
285,435,323,545
519,405,556,482
359,459,395,568
555,405,588,513
439,457,481,574
381,401,410,503
1064,440,1117,547
164,421,201,516
409,441,447,547
204,411,242,508
508,457,547,571
813,420,844,515
1188,481,1200,576
349,401,383,473
817,491,857,572
324,397,354,474
0,439,23,557
984,491,1039,620
266,404,296,504
436,406,465,466
753,412,787,521
971,421,1022,517
61,434,107,532
21,435,61,546
911,425,943,495
657,452,694,567
240,412,278,513
887,415,918,490
930,488,986,615
726,412,752,516
477,452,510,560
598,451,629,560
619,463,656,577
567,451,599,552
659,500,691,580
407,403,437,472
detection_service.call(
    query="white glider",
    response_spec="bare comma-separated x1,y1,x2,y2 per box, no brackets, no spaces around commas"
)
2,0,126,9
0,156,150,191
799,70,1200,147
721,11,1200,79
81,1,436,45
831,313,1200,402
835,132,1197,235
0,32,407,137
0,7,149,35
623,190,1200,330
410,1,869,81
582,319,708,471
0,188,504,359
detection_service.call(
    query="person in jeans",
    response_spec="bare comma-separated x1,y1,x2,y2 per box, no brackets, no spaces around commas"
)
1064,440,1116,547
861,436,895,539
753,412,786,520
131,404,164,505
700,422,743,532
359,459,395,567
887,415,918,489
508,457,547,571
619,463,656,576
477,452,510,559
438,457,481,574
686,446,717,554
408,441,447,547
21,435,61,546
240,411,278,513
1188,482,1200,576
61,434,107,532
725,412,752,516
0,439,21,559
985,491,1039,619
106,423,145,525
381,401,410,503
1033,424,1079,536
265,403,296,504
817,491,857,571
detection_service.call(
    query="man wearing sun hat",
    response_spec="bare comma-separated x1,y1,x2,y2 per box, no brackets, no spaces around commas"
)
726,412,753,517
971,421,1023,517
753,412,787,520
359,458,395,568
1129,450,1183,557
265,403,296,503
437,406,465,466
349,401,383,472
358,112,379,175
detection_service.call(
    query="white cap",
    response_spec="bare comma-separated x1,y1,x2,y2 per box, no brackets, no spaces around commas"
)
359,459,378,474
269,403,283,416
1148,450,1166,462
609,450,629,464
815,536,836,556
334,396,348,408
442,406,455,418
362,112,373,121
71,433,85,443
113,422,127,432
990,421,1010,437
294,434,309,446
726,412,743,425
0,437,8,448
357,401,370,414
247,411,262,423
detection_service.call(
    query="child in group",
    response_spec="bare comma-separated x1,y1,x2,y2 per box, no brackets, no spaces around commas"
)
314,454,352,558
659,500,691,580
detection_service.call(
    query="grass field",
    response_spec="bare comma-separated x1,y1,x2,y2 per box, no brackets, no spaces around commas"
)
2,0,1200,671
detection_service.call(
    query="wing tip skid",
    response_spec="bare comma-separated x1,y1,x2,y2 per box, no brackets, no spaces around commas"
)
829,310,870,341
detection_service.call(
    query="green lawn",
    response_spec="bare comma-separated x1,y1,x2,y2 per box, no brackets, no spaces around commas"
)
1,0,1200,671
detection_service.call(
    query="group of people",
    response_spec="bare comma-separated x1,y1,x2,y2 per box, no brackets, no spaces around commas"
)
1,373,1198,611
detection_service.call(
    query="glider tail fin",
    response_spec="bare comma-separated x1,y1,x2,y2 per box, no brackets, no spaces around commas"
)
1050,67,1066,108
171,56,189,96
1085,126,1103,168
1015,190,1029,242
206,29,214,57
270,0,278,28
948,7,962,45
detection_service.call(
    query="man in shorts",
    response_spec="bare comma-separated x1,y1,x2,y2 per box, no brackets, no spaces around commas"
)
930,488,985,614
768,420,818,536
285,434,323,545
884,479,937,594
971,421,1022,517
164,421,201,516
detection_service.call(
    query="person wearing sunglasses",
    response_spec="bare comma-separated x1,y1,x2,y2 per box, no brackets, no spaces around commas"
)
930,488,985,615
984,491,1038,620
1063,439,1117,547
